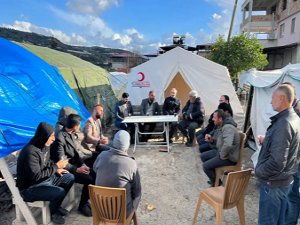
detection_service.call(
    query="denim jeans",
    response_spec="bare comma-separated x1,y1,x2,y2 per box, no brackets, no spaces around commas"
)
258,182,292,225
20,173,75,214
201,149,236,183
285,166,300,225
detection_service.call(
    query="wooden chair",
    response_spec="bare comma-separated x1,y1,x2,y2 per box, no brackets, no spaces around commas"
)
88,185,138,225
192,169,252,225
214,132,246,187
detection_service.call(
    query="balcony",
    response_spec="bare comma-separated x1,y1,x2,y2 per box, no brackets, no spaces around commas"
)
240,14,276,33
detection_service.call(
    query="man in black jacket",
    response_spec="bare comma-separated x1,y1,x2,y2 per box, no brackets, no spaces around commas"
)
255,85,300,225
51,114,95,217
139,90,161,142
114,92,135,142
178,90,205,147
16,122,74,225
163,88,181,143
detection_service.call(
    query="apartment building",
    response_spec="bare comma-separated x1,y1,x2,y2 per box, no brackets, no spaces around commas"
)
240,0,300,69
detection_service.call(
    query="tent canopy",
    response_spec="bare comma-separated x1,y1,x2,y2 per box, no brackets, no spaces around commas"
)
17,42,116,123
125,47,244,127
109,72,129,98
0,38,90,158
239,63,300,148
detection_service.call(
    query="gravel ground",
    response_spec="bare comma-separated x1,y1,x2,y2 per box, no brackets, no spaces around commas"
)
0,141,260,225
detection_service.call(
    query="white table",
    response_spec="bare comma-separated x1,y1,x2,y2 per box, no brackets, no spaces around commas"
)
122,115,178,153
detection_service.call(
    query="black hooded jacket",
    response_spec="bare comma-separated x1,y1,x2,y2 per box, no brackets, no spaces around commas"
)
16,122,58,191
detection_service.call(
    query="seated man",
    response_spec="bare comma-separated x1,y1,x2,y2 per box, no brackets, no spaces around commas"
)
17,122,74,225
55,106,91,159
140,90,161,142
178,90,204,147
196,95,233,146
51,114,95,217
114,92,135,143
82,104,109,152
200,109,240,186
162,88,181,143
93,130,141,218
198,102,235,153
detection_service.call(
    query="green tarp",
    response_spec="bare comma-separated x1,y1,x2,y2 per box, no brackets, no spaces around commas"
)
17,42,117,124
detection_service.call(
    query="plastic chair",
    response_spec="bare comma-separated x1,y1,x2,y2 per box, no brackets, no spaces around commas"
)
214,132,246,187
192,169,252,225
88,185,138,225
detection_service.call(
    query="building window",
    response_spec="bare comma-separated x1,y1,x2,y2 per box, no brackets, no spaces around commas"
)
291,18,296,33
282,0,287,10
280,23,285,37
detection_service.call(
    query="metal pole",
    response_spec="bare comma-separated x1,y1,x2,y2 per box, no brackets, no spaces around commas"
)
227,0,239,42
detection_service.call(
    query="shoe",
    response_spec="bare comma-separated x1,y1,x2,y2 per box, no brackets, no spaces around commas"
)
57,207,69,216
185,142,193,147
78,203,92,217
51,212,65,224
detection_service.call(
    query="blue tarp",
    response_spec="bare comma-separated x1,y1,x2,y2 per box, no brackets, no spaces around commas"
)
0,38,90,158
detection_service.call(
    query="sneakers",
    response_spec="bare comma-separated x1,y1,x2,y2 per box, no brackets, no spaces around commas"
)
51,212,65,224
57,207,69,216
78,203,92,217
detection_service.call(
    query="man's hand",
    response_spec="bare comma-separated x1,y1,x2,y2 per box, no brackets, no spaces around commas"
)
76,164,90,174
257,135,265,146
205,134,213,143
57,168,69,176
56,159,69,169
99,137,109,145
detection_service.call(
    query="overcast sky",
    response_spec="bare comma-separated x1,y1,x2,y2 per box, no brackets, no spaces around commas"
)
0,0,243,54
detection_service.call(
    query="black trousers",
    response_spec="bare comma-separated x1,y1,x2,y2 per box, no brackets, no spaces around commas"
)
72,170,95,207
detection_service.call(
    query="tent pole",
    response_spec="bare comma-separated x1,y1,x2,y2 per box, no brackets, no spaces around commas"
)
243,85,254,133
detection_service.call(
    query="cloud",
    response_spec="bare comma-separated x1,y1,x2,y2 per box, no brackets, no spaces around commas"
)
66,0,119,15
198,0,243,44
2,21,87,45
212,13,222,20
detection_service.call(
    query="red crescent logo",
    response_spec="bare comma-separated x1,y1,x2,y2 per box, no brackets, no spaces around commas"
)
138,72,145,81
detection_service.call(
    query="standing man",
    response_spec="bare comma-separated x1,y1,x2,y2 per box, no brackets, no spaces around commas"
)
163,88,181,143
178,90,205,147
17,122,74,225
51,114,95,217
140,90,161,142
114,92,135,143
255,85,300,225
282,82,300,225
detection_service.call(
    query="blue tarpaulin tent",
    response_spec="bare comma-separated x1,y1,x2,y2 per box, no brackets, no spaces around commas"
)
0,37,90,158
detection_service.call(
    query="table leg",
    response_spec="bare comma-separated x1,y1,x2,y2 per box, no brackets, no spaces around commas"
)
166,122,170,152
133,123,138,153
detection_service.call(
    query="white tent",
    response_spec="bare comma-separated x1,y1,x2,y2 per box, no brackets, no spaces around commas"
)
125,47,244,127
109,72,129,98
239,63,300,150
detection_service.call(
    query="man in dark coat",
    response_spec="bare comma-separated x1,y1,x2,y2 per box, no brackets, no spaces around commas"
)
51,114,95,217
17,122,74,225
178,90,205,147
139,90,161,142
162,88,181,143
114,92,135,142
255,85,300,225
